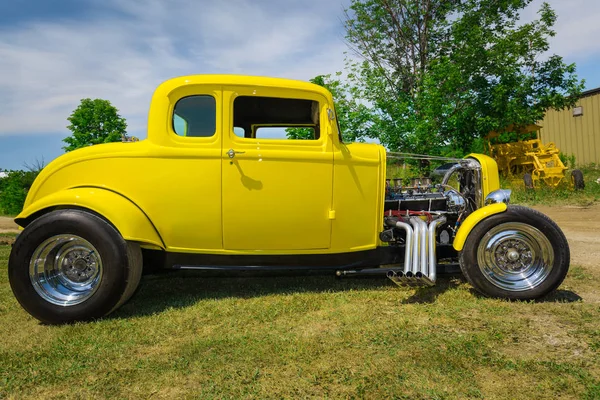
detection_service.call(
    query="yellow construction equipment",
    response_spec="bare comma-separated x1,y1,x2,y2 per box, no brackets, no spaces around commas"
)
487,124,568,188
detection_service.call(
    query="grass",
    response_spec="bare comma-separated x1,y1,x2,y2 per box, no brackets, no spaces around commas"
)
509,165,600,207
1,244,599,399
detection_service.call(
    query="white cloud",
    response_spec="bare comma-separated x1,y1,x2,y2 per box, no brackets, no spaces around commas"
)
0,0,350,137
2,0,595,139
523,0,600,61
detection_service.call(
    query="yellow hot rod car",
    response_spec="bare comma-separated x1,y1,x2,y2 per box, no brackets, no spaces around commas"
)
9,75,570,324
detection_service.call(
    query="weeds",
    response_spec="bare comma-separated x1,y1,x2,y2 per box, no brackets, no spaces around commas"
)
509,164,600,206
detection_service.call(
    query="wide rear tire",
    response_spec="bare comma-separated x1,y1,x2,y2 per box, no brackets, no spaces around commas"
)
459,206,569,300
9,210,142,324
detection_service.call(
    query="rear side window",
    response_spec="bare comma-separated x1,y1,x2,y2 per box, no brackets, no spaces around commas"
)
173,95,216,137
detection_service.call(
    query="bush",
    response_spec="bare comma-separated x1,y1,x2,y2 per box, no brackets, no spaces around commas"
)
0,170,39,216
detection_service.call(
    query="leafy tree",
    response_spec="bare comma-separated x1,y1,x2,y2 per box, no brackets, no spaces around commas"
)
0,170,38,215
342,0,584,155
286,74,375,142
63,99,127,152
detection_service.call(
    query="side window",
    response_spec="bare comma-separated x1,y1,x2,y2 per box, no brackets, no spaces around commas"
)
173,95,216,137
255,126,316,140
233,96,320,140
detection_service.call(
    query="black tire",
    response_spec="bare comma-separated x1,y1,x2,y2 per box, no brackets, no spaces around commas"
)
110,241,143,313
523,173,534,190
571,169,585,190
9,209,142,324
459,205,569,300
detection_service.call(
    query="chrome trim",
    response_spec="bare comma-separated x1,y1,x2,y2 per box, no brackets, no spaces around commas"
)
441,163,463,186
227,149,245,158
485,189,512,205
441,158,484,209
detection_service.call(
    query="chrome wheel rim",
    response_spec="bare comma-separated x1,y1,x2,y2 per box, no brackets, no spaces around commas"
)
477,222,554,292
29,235,103,306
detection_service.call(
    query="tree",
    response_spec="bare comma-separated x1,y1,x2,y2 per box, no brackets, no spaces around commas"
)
62,99,127,152
0,160,45,215
0,170,39,215
286,74,375,142
342,0,584,155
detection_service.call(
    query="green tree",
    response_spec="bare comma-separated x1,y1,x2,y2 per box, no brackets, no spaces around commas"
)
286,74,375,142
62,98,127,152
0,169,39,215
342,0,584,155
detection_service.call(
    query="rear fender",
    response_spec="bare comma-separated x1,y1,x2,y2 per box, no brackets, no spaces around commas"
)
15,187,164,249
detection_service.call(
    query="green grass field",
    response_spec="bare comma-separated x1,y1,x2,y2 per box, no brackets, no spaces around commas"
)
1,242,599,399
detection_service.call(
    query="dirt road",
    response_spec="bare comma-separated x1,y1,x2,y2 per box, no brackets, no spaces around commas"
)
1,205,599,268
0,216,18,233
532,204,600,269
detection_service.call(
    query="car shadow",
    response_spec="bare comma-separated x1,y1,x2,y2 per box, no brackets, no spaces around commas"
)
465,287,583,303
109,270,583,320
401,274,465,304
111,271,395,319
535,290,583,303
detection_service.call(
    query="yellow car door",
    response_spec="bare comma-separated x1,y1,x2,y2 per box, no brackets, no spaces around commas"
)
221,85,334,251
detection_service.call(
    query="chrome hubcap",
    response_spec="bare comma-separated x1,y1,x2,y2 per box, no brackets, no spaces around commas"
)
29,235,103,306
477,223,554,292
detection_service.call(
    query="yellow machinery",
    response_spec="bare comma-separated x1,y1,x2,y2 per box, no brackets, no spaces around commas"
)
487,124,567,188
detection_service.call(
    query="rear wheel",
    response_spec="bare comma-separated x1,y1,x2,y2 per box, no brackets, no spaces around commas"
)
9,210,142,324
459,206,569,300
571,169,585,190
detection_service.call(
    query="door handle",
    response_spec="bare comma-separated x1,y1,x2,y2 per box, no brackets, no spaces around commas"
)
226,149,246,158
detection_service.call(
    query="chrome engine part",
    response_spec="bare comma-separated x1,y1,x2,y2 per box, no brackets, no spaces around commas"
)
380,157,488,285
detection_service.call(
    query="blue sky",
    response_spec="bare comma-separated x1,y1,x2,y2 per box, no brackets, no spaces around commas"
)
1,0,599,170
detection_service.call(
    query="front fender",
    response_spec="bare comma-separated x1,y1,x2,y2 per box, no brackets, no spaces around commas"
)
453,203,507,251
15,187,164,249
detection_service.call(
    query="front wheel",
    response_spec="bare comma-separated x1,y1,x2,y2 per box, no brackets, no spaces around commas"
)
9,210,143,324
459,206,569,300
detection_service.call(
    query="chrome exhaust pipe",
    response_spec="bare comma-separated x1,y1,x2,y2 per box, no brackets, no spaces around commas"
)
409,217,421,276
386,216,446,288
386,270,397,282
387,270,412,286
414,272,435,286
395,220,413,275
404,271,417,285
416,218,428,278
427,216,447,282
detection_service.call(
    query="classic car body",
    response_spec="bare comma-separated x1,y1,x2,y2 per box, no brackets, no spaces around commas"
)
8,75,570,324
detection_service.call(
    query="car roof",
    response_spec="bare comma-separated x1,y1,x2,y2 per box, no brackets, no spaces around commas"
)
154,74,333,99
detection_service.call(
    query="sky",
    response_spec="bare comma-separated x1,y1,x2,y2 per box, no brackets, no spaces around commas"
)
1,0,600,170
